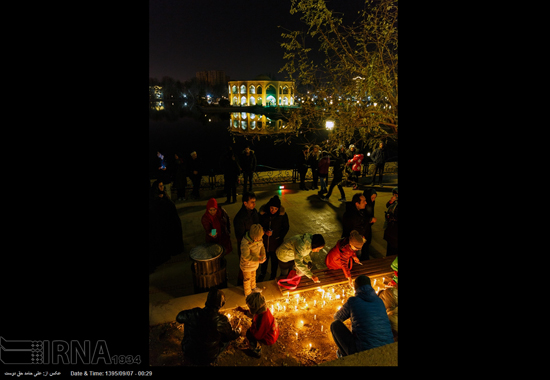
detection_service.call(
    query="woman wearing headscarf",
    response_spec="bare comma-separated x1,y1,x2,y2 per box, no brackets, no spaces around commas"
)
201,198,232,256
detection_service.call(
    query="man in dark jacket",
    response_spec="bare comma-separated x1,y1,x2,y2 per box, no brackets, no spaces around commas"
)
220,148,241,204
370,142,386,186
342,193,373,259
258,195,290,281
297,145,310,190
176,288,240,365
188,151,202,199
330,275,394,357
239,146,257,192
308,144,321,190
233,191,260,285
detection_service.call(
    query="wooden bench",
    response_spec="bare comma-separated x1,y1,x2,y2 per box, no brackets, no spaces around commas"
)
277,255,397,296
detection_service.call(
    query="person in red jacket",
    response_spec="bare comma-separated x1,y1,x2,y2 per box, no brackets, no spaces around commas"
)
325,230,365,287
236,292,279,358
201,198,232,256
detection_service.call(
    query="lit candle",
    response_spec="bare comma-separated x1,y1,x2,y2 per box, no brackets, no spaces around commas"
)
322,301,325,307
337,306,341,311
314,315,316,320
314,300,316,306
296,332,298,340
277,303,280,312
309,343,312,349
227,314,231,320
284,306,286,312
271,305,274,314
295,305,297,311
374,278,377,286
321,325,323,332
382,277,385,283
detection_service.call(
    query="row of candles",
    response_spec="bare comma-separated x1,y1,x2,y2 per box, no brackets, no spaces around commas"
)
227,278,386,348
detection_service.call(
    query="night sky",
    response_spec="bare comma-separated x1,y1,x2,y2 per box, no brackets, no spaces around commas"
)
149,0,367,82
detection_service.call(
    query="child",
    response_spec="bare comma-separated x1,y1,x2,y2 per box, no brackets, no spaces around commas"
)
325,230,365,287
237,292,279,358
240,224,266,297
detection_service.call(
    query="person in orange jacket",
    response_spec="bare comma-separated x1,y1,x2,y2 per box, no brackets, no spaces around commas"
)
325,230,365,287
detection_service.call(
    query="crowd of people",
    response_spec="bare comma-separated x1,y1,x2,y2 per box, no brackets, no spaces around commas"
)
165,188,398,365
152,141,390,203
151,142,397,365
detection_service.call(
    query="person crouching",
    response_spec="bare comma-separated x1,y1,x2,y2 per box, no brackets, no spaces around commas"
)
237,292,279,358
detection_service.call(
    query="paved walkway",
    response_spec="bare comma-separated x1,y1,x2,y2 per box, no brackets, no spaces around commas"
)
149,175,397,326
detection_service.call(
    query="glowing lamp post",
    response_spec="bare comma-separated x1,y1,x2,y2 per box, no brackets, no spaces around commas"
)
325,120,335,131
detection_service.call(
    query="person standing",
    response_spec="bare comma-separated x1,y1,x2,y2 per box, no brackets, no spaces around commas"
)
239,146,257,192
346,144,364,190
384,187,398,256
318,150,330,197
173,153,187,202
201,198,232,256
321,145,347,202
233,191,260,286
330,275,394,358
240,224,266,297
370,142,387,186
220,148,241,204
149,180,184,273
341,193,373,260
188,151,202,200
308,144,321,190
297,145,310,190
258,195,289,281
362,188,378,258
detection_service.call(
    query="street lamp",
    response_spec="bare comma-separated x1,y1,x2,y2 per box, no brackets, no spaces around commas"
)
325,120,334,131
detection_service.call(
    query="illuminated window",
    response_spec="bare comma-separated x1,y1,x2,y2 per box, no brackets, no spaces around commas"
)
241,96,246,105
232,96,238,105
250,96,256,105
266,95,276,106
257,97,262,105
249,85,255,94
282,86,289,94
251,121,256,130
241,120,247,130
232,86,237,94
240,85,246,94
241,112,247,119
257,86,263,94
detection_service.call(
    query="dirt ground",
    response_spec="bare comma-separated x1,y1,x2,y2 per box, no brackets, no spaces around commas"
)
149,282,390,366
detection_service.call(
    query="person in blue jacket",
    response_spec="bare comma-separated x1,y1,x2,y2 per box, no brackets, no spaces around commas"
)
330,275,394,357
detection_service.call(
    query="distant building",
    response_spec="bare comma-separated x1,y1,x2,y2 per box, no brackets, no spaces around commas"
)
196,70,230,87
149,85,164,110
228,75,295,107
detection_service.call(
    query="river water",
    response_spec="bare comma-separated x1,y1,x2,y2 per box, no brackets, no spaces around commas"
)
149,116,304,178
